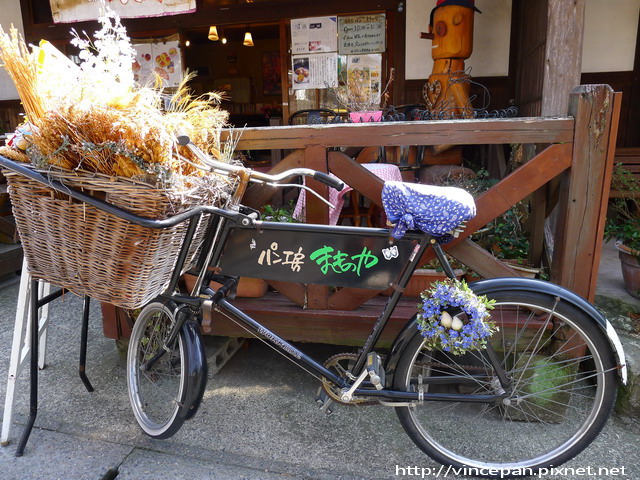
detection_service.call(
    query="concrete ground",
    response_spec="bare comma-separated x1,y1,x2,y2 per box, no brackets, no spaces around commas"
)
0,242,638,480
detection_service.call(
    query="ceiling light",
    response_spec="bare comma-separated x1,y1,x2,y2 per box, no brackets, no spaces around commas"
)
243,29,254,47
221,37,228,44
208,26,219,41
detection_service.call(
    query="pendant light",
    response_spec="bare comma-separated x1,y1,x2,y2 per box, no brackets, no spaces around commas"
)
243,25,254,47
208,26,219,41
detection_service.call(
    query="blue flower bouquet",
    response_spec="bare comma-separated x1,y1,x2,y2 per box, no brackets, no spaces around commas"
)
417,279,496,355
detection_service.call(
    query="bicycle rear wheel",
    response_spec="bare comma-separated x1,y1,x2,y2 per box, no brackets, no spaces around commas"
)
394,290,618,477
127,302,190,439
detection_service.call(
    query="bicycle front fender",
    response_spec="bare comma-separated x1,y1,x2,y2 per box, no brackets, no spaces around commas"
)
181,320,208,420
384,277,627,387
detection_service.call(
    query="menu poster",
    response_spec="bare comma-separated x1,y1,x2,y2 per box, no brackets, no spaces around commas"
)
132,39,183,88
338,14,386,55
347,54,383,103
291,17,338,54
292,53,338,90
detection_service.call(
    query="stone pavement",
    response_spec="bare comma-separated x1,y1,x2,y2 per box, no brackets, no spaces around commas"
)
595,241,640,420
0,242,638,480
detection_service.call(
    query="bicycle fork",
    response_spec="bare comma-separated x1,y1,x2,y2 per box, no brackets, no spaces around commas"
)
140,305,192,372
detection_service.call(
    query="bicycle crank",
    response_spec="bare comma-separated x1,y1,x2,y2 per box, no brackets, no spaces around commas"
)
320,353,376,405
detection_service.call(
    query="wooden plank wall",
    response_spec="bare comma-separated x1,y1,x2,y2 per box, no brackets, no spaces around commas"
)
512,0,548,117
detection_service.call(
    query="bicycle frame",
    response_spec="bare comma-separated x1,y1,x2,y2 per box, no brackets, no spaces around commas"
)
159,204,507,406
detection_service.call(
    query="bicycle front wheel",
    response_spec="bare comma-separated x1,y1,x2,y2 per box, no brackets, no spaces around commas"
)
394,290,618,476
127,302,190,439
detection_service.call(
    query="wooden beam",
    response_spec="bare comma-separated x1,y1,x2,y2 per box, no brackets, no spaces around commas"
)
242,149,304,208
551,85,617,300
21,0,401,41
590,92,623,297
448,239,523,279
205,292,418,347
327,151,385,206
418,143,573,266
228,117,575,150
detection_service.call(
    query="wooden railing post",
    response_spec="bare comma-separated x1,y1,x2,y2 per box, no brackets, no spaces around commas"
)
304,145,329,309
551,85,619,300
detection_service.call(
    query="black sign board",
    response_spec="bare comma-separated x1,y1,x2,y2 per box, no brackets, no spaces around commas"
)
218,227,417,289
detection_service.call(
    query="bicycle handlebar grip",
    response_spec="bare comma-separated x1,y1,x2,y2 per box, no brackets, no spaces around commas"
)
176,132,191,146
313,172,344,191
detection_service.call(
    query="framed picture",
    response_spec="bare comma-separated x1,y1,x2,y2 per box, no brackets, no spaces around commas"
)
262,51,282,96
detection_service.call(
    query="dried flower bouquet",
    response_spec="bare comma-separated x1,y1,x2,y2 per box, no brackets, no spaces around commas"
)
0,5,235,191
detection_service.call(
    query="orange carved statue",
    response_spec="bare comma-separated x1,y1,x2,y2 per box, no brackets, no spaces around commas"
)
422,0,481,117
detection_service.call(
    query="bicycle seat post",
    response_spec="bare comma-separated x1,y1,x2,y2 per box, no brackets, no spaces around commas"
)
431,240,457,279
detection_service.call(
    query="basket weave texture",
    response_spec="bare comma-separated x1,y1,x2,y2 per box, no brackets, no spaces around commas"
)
3,166,221,309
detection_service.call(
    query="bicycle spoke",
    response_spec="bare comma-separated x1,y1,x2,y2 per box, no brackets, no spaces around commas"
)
396,292,616,471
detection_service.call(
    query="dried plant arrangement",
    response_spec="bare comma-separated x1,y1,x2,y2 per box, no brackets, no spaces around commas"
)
0,4,236,191
334,67,395,114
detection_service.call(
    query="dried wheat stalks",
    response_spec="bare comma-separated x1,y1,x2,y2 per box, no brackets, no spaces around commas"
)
0,25,46,122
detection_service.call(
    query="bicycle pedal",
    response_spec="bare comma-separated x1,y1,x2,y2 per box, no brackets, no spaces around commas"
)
366,352,386,390
315,390,334,415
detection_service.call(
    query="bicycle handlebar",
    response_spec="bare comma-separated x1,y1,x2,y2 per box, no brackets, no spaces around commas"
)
178,133,344,192
313,171,344,191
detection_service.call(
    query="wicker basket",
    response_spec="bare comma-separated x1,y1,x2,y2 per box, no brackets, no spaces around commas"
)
2,165,225,309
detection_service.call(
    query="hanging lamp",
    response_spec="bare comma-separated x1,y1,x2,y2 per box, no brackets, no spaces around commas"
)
208,26,219,41
243,25,254,47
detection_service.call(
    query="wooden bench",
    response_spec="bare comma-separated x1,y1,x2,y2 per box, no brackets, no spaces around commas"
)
610,147,640,198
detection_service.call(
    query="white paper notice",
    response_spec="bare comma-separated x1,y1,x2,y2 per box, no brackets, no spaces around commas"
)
292,53,338,90
291,17,338,54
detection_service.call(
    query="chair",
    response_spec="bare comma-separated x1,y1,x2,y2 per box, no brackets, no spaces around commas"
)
288,109,342,125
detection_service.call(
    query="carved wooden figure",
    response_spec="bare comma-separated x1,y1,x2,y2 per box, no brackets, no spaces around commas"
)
422,0,481,117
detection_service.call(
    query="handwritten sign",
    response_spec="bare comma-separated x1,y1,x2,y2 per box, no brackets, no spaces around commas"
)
218,227,414,290
338,14,386,55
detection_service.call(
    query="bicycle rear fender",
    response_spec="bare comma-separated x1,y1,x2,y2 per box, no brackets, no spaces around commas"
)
384,277,627,386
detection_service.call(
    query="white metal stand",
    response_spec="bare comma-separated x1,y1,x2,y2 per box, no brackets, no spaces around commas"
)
1,260,51,446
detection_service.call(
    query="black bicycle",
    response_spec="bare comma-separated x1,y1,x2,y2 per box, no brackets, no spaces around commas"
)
0,138,627,478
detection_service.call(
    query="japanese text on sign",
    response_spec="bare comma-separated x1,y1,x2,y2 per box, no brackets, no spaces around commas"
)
338,14,386,55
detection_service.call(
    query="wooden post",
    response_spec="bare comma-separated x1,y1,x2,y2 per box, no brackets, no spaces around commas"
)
551,85,618,300
542,0,586,116
304,145,329,309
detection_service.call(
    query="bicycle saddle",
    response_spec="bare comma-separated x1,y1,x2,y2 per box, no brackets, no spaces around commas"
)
381,181,476,240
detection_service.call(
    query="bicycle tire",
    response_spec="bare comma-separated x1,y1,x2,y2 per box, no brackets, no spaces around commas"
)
393,290,618,477
127,302,190,439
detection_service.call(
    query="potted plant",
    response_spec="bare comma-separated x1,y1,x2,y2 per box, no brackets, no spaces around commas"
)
334,68,394,123
605,164,640,299
483,207,541,278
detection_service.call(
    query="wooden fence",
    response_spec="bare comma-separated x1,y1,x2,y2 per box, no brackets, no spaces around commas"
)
100,85,621,346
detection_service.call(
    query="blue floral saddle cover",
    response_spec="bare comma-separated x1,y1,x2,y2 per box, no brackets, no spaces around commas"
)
382,181,476,240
